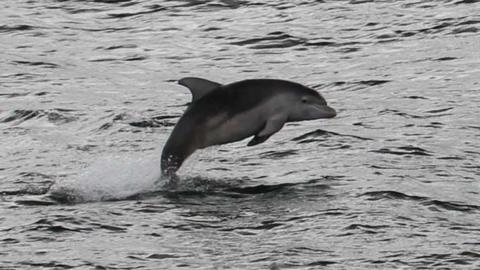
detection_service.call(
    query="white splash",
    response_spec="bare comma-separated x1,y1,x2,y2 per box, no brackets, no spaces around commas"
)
49,154,164,203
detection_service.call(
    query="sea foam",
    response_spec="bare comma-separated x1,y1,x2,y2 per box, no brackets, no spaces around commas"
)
49,153,164,203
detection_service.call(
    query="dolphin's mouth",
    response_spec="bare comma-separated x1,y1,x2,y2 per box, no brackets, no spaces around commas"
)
315,104,337,118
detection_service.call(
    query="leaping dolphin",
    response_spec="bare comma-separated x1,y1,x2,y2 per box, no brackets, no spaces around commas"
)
161,77,337,177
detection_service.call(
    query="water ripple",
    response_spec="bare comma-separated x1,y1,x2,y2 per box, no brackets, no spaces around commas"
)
0,109,78,125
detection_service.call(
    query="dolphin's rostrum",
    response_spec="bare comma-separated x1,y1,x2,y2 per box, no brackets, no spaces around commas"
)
161,77,336,177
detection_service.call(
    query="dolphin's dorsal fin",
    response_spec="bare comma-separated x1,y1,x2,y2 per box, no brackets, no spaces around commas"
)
178,77,222,102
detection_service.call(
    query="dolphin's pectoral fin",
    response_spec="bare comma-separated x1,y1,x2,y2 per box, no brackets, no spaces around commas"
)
178,77,222,102
247,134,272,146
246,116,286,147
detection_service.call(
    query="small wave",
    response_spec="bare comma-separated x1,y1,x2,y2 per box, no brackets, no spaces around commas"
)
226,182,296,194
459,251,480,258
456,19,480,26
403,95,428,99
220,178,333,197
357,79,390,86
422,200,480,212
322,80,391,91
371,146,431,156
147,253,180,260
378,109,451,119
0,92,30,98
64,25,133,32
219,221,284,232
230,31,305,49
344,223,389,230
97,44,138,50
420,122,444,129
88,54,148,62
0,72,42,80
14,197,58,206
413,16,479,38
107,4,166,18
98,113,178,130
19,261,75,269
259,150,297,159
349,0,375,4
435,56,457,61
316,40,366,48
437,156,464,160
361,190,480,212
305,261,336,267
129,115,177,128
269,260,336,270
361,190,427,201
0,109,78,125
12,216,132,239
26,218,92,233
412,251,478,268
1,110,41,123
125,55,148,61
466,125,480,130
451,26,478,34
0,24,35,33
425,107,454,114
292,129,372,143
453,0,480,5
418,22,452,35
2,183,52,197
374,32,399,43
12,60,59,69
2,172,54,205
230,32,378,51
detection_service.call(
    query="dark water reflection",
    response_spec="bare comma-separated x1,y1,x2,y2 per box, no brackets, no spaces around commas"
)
1,0,480,269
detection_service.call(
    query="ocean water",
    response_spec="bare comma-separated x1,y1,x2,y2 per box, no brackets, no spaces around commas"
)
1,0,479,269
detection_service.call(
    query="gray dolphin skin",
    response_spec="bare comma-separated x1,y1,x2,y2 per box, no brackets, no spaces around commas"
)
161,77,336,177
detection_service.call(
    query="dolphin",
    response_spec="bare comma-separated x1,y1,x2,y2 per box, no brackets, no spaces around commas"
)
161,77,336,177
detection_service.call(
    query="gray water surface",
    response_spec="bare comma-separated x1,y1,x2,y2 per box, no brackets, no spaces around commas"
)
1,0,480,269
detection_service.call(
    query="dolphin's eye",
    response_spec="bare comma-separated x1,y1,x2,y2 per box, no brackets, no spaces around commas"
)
301,97,308,103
